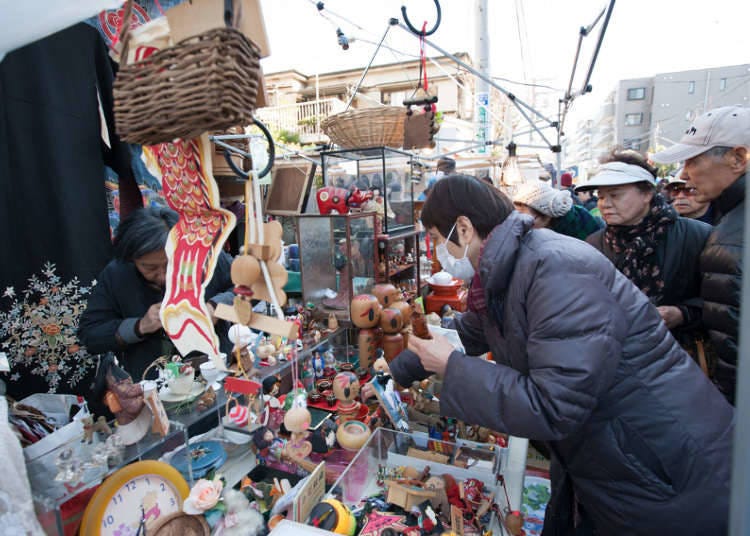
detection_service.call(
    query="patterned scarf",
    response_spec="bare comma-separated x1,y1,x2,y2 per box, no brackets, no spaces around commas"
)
467,239,490,315
604,194,676,304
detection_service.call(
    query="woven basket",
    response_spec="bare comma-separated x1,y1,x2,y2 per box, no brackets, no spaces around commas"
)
113,0,261,145
321,106,405,149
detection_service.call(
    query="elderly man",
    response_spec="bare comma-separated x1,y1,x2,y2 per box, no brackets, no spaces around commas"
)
652,105,750,404
665,168,715,224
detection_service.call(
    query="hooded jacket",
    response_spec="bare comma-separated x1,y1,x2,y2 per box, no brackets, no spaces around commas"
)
391,212,733,535
701,173,745,404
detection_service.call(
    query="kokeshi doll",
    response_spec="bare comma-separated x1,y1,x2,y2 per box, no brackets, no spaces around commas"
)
390,299,412,348
372,283,400,309
351,294,382,370
380,306,405,362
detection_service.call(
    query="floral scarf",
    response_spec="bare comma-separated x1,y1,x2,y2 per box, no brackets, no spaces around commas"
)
604,194,676,304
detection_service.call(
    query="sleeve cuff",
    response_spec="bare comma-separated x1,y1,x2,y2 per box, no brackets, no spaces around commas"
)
117,318,145,345
389,348,432,386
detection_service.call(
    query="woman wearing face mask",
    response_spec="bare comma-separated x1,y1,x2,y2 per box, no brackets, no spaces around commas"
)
512,181,603,240
78,207,235,380
579,151,711,353
389,174,732,535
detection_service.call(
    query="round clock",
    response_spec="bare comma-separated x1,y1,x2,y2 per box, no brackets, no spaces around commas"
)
79,460,190,536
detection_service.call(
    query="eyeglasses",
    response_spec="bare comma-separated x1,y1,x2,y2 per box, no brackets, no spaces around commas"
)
666,185,697,197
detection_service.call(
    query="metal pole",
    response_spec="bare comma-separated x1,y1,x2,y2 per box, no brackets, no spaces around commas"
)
344,22,395,112
474,0,490,154
397,23,557,128
730,180,750,535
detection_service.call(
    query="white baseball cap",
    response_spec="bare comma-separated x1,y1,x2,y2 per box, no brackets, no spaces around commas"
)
575,161,656,192
651,106,750,164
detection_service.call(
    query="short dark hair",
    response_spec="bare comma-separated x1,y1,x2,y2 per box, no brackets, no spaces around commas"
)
421,174,514,244
113,206,178,261
600,148,658,178
437,157,456,173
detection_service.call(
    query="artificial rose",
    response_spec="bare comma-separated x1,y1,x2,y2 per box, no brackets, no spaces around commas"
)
24,347,37,357
67,344,80,354
42,324,61,336
183,478,223,514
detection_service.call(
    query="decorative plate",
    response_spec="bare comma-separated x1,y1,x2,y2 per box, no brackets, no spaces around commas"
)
170,441,227,480
159,382,205,403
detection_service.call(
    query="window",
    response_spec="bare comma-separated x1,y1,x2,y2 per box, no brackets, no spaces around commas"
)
720,77,727,91
627,87,646,100
688,81,695,94
625,113,643,126
623,138,641,151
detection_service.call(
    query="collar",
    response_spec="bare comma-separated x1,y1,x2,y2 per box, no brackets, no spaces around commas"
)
715,173,746,218
477,212,534,296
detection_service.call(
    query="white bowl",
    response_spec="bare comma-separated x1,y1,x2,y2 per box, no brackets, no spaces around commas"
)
199,361,220,384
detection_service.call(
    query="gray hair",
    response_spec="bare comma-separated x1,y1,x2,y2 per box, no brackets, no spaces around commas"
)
113,206,178,261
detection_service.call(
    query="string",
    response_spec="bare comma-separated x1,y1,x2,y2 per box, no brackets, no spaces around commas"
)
420,21,428,92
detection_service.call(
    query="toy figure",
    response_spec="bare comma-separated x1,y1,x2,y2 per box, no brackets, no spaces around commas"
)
262,376,284,430
81,415,112,444
380,307,405,362
351,294,382,370
333,371,361,422
311,351,325,381
282,406,312,461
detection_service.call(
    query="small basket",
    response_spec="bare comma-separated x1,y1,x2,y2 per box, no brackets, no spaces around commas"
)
113,0,261,145
321,106,405,149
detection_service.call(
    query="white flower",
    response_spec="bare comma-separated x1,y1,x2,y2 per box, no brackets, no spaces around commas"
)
3,287,15,298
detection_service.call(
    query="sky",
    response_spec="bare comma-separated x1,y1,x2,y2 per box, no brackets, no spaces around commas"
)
258,0,750,131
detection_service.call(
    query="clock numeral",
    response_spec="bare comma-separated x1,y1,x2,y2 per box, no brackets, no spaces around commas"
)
125,481,137,492
112,493,123,505
160,482,166,492
102,514,114,528
170,497,176,506
145,477,151,486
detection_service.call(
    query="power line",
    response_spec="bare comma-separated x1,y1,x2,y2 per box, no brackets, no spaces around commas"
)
492,76,563,92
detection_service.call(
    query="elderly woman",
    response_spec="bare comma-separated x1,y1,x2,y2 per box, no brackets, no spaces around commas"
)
390,174,732,535
512,181,603,239
579,151,711,344
79,207,234,380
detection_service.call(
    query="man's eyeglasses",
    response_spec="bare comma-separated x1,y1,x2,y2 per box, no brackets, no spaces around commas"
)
666,185,697,196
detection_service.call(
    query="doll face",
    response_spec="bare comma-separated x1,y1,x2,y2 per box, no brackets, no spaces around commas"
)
372,284,400,308
379,307,404,334
333,371,360,402
350,294,382,329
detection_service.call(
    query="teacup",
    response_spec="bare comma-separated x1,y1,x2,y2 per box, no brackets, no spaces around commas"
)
199,361,219,385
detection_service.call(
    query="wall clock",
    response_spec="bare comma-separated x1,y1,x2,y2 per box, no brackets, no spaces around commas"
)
79,460,190,536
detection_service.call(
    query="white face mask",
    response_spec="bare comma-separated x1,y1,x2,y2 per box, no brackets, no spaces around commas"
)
435,223,475,282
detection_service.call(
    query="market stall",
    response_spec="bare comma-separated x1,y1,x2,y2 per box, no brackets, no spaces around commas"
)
0,1,538,535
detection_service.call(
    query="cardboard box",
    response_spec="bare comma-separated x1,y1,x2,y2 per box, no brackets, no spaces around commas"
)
167,0,271,57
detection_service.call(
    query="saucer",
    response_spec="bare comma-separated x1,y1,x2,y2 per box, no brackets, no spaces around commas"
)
159,381,205,403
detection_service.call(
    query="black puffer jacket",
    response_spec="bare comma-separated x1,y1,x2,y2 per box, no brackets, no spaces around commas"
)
701,173,745,404
79,252,234,381
391,213,733,535
586,216,712,340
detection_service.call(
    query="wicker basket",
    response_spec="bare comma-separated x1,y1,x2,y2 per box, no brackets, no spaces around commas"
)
113,0,261,145
321,106,405,149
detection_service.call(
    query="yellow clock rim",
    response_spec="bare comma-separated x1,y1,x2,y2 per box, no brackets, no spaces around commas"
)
79,460,190,536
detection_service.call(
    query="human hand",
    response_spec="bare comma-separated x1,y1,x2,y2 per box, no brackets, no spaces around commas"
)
407,332,455,377
138,303,163,335
657,305,684,329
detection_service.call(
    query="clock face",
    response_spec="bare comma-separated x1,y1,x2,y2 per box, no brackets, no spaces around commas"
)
99,474,183,535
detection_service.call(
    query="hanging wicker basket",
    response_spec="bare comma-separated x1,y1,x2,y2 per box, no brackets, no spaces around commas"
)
113,0,261,145
321,107,405,149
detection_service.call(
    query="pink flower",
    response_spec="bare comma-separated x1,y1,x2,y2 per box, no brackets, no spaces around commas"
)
183,477,223,514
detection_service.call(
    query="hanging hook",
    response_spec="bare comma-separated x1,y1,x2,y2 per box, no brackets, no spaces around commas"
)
222,118,275,179
401,0,442,36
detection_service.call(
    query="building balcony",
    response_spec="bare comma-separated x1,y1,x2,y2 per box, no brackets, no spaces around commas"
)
254,98,348,143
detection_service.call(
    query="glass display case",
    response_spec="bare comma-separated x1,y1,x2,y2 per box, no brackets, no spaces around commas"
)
296,213,377,321
376,229,424,301
321,147,416,235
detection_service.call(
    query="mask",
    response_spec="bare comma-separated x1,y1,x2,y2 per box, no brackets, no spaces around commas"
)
435,223,475,282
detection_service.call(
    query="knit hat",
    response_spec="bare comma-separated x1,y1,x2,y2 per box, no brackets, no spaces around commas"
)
513,181,573,217
560,172,574,187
